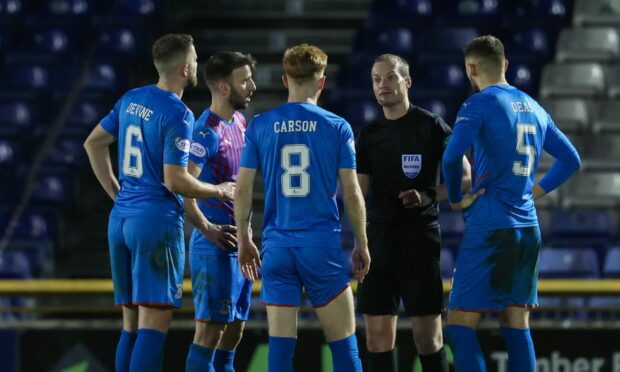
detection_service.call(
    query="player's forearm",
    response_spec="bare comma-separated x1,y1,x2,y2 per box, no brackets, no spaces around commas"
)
184,198,209,230
442,129,475,203
538,157,580,195
234,168,256,242
343,188,368,247
85,145,119,200
168,172,222,199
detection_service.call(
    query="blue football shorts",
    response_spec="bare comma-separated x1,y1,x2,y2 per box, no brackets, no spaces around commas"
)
189,229,252,323
108,216,185,308
260,244,350,308
448,226,542,311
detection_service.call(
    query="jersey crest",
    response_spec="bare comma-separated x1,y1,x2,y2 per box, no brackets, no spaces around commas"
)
402,154,422,179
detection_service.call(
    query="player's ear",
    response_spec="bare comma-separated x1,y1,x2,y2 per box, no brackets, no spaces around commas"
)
282,74,289,89
317,75,326,91
180,62,190,79
503,58,509,74
405,75,412,88
218,80,230,97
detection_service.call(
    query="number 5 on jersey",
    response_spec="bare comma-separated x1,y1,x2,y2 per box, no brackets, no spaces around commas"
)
123,125,143,178
281,144,310,197
513,123,537,177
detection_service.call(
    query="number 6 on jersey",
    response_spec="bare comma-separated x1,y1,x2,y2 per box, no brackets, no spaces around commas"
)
123,125,143,178
281,144,310,197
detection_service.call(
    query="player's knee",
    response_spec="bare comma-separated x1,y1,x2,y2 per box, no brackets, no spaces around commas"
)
194,322,225,348
366,328,396,352
413,328,443,354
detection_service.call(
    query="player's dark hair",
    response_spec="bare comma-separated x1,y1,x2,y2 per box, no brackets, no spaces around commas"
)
463,35,505,76
373,54,410,79
152,34,194,73
203,51,257,88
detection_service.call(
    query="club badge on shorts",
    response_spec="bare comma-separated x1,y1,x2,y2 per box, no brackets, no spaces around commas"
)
402,154,422,179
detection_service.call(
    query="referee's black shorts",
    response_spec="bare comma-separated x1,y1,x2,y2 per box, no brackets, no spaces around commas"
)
356,222,444,317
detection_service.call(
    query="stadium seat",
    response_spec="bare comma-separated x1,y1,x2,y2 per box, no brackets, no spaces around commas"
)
605,66,620,98
31,172,75,206
438,210,465,249
537,296,587,320
0,251,31,279
563,172,620,208
539,63,606,98
97,27,144,57
506,63,540,95
440,247,454,279
369,0,433,25
0,100,35,130
124,0,159,16
504,28,553,63
0,0,24,19
580,134,620,170
414,98,457,123
556,28,620,63
45,0,89,16
65,99,105,133
85,61,122,92
29,27,72,56
0,139,18,169
539,247,600,278
5,63,50,90
356,26,415,60
592,100,620,133
573,0,620,26
417,27,479,63
506,0,571,24
414,62,468,98
549,209,615,245
538,98,590,133
603,247,620,278
47,138,88,169
342,98,381,129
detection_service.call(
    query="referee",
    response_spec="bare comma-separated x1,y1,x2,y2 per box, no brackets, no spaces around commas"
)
355,54,471,372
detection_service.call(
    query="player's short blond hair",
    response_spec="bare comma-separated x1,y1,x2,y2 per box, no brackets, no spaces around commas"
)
282,44,328,83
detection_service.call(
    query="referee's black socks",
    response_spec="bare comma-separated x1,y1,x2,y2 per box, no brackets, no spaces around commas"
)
419,347,449,372
367,349,396,372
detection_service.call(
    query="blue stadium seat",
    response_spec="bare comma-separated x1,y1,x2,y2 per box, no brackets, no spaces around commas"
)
31,172,75,206
47,138,88,169
539,247,600,278
342,98,381,130
603,247,620,278
30,27,72,56
124,0,159,16
549,210,615,247
436,0,500,25
0,139,18,169
0,251,31,279
5,63,50,90
44,0,89,16
85,61,123,92
438,210,465,249
506,63,540,95
0,100,35,131
97,27,144,57
417,27,479,63
504,28,553,63
414,98,457,123
414,62,468,99
0,0,25,19
1,211,54,242
66,99,105,133
356,26,415,60
440,248,454,279
504,0,571,24
370,0,433,26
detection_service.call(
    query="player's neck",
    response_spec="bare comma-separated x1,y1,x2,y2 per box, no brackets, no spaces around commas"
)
156,78,185,99
382,100,410,120
287,95,318,105
210,99,235,122
477,76,509,92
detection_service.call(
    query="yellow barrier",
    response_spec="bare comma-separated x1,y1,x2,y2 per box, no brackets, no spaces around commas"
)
1,279,619,295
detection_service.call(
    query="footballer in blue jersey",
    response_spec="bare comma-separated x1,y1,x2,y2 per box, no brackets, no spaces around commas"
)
85,35,235,372
441,36,581,372
182,52,256,372
235,44,370,372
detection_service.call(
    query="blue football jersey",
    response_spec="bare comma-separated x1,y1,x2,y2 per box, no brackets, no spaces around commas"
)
100,84,195,226
240,102,356,247
443,84,578,232
189,109,247,227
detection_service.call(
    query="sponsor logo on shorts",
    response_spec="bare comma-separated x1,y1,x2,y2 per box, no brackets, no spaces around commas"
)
175,137,190,153
174,284,183,299
402,154,422,179
190,142,206,158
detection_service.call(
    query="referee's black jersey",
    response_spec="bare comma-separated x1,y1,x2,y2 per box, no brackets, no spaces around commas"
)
356,105,452,226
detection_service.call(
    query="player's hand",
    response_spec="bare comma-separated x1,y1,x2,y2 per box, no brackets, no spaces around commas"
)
450,188,486,211
200,223,237,251
216,182,235,201
398,189,432,208
238,238,261,282
351,244,371,283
